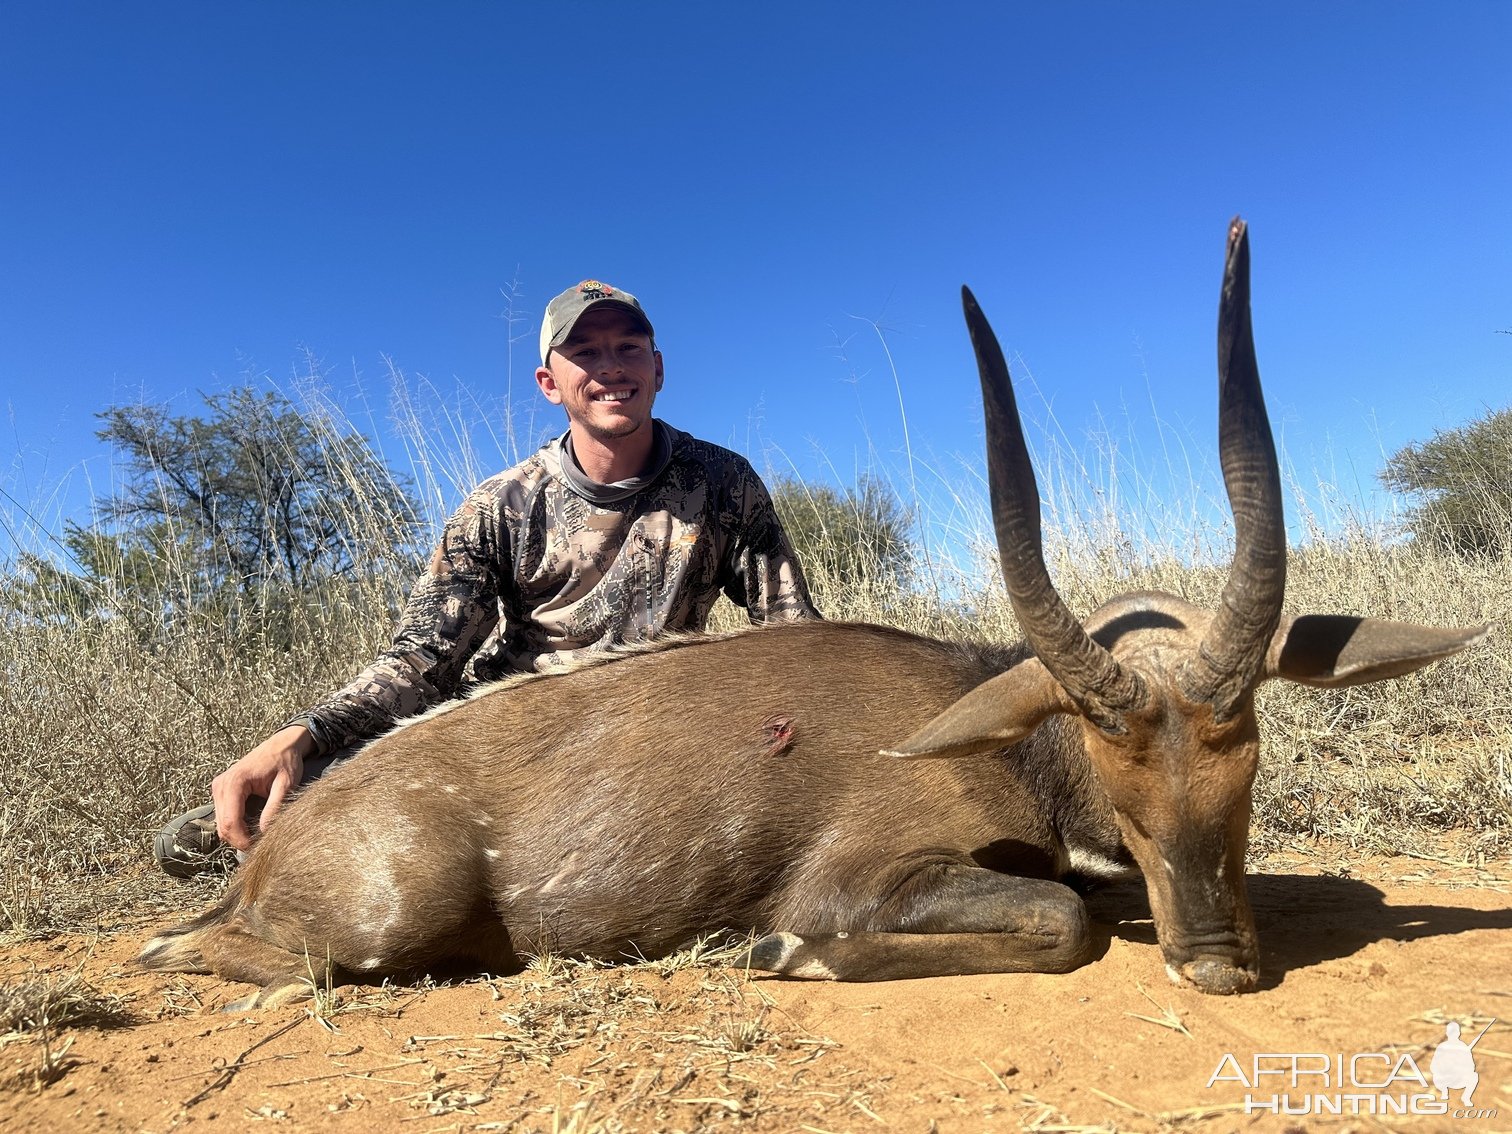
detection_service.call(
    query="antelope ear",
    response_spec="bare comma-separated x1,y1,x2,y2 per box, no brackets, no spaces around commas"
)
883,657,1074,759
1265,614,1489,688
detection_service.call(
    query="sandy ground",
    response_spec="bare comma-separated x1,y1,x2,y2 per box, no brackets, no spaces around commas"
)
3,850,1510,1134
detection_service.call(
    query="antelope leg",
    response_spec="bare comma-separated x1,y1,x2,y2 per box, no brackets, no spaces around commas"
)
746,870,1092,980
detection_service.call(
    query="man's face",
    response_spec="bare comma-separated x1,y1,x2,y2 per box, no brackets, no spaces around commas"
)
535,307,663,443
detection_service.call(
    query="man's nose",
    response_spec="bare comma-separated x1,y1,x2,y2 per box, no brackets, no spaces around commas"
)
593,348,624,377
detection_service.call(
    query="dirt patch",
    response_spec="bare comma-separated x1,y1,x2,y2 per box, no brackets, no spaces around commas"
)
3,851,1510,1133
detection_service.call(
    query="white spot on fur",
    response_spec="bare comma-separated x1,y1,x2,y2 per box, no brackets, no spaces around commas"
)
503,884,529,904
484,848,501,860
443,784,459,794
407,781,423,791
1165,964,1183,985
353,831,414,947
790,957,839,979
539,850,583,894
1161,856,1175,877
1066,846,1140,880
473,814,494,827
720,816,749,841
358,957,385,971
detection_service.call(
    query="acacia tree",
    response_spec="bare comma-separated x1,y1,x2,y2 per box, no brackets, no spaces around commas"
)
1380,404,1512,556
15,388,422,618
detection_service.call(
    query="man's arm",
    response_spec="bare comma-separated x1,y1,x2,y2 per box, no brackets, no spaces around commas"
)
215,493,510,847
722,463,820,623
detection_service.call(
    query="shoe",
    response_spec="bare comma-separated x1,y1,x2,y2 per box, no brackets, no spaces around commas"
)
154,803,237,879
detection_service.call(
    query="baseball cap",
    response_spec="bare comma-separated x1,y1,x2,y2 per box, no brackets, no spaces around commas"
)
539,280,655,364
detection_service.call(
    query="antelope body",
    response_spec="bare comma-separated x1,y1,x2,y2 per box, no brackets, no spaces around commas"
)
141,221,1484,1004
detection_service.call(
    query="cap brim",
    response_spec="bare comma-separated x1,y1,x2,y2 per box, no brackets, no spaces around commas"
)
546,300,655,358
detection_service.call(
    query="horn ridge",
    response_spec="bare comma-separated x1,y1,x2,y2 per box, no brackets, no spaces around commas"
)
963,285,1145,729
1178,219,1287,717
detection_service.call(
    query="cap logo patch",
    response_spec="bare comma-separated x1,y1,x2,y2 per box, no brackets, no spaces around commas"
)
577,280,615,300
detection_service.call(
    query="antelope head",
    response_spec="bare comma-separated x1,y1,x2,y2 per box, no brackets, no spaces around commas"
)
891,218,1486,994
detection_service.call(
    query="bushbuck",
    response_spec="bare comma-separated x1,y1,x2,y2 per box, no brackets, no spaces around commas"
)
140,219,1485,1004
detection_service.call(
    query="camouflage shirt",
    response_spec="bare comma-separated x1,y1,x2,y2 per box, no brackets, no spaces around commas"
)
289,421,817,754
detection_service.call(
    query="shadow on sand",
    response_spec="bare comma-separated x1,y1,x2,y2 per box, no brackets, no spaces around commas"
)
1083,872,1512,991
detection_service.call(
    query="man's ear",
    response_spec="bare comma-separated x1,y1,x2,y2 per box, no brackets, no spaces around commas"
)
536,363,564,405
653,349,664,392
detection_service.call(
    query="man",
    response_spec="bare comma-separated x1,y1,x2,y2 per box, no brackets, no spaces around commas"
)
155,279,818,876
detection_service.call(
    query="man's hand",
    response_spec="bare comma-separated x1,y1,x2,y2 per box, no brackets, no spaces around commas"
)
212,724,315,851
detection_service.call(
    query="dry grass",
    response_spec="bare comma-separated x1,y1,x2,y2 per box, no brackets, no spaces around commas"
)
202,947,867,1133
0,375,1509,939
1249,532,1511,853
0,967,131,1037
0,965,132,1088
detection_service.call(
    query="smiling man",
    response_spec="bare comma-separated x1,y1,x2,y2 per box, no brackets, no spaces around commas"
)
155,279,818,876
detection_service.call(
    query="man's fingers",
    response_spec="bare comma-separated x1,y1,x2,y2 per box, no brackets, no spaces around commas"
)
214,781,255,851
261,777,292,830
208,739,306,854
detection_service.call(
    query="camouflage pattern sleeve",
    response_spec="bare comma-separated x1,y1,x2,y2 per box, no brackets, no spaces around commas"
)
285,492,509,755
720,461,820,623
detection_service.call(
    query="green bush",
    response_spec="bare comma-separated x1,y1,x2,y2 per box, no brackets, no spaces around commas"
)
1380,405,1512,556
769,475,913,591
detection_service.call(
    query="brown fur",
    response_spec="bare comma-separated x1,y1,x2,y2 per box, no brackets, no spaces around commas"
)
144,624,1103,993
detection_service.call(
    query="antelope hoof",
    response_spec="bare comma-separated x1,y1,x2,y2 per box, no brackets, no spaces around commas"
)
742,931,838,979
220,981,312,1013
1173,956,1258,995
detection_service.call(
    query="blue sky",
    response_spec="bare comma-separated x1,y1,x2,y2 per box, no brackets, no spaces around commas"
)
3,2,1509,560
